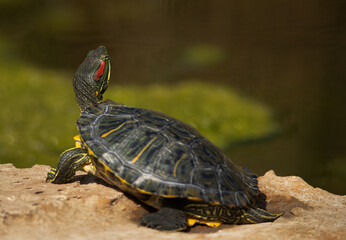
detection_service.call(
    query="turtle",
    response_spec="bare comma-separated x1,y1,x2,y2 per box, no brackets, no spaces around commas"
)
47,46,281,232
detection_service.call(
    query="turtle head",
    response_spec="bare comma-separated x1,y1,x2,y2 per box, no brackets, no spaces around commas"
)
73,46,111,111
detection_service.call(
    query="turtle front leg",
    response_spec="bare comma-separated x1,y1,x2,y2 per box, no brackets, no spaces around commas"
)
47,147,89,184
139,207,188,232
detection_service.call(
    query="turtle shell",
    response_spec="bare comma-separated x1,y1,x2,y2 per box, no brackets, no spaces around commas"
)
77,100,259,207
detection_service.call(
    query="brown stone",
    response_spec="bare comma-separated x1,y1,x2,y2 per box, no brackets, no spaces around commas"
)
0,164,345,239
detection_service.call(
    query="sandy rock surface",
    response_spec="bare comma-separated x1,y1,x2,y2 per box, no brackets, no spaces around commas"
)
0,164,345,240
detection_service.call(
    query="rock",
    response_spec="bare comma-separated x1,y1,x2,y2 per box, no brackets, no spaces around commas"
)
0,164,345,240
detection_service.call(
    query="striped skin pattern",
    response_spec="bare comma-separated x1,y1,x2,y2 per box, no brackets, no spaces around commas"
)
183,203,282,224
47,147,88,184
77,99,259,208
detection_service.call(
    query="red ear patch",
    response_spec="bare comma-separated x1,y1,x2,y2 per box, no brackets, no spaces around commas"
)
94,61,105,81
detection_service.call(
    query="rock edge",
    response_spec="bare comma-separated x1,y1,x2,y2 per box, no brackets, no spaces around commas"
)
0,164,345,240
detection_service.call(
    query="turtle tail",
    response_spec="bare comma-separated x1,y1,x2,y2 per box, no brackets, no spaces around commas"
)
237,206,282,224
183,202,282,225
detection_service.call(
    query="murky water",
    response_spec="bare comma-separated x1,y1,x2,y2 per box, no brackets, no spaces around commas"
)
0,0,345,194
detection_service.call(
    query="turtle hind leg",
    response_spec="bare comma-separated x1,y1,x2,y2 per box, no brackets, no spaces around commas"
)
139,207,188,232
47,147,89,184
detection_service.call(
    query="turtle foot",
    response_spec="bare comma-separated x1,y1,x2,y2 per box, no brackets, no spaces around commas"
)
46,168,57,182
139,207,188,232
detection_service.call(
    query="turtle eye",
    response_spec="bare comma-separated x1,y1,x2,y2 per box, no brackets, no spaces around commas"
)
93,60,105,81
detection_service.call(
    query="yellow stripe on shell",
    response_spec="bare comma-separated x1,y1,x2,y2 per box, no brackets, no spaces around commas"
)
131,136,158,163
101,120,136,138
173,153,187,177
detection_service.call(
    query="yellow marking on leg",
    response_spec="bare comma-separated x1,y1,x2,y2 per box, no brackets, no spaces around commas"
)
187,218,198,226
245,217,257,224
73,135,83,148
101,120,135,138
47,168,57,182
187,218,222,228
173,153,187,177
131,137,157,163
201,221,222,228
60,146,82,158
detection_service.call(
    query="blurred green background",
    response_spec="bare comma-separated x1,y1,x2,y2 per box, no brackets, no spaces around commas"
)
0,0,345,194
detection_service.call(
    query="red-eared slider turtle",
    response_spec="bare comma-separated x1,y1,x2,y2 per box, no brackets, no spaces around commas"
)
47,46,281,231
